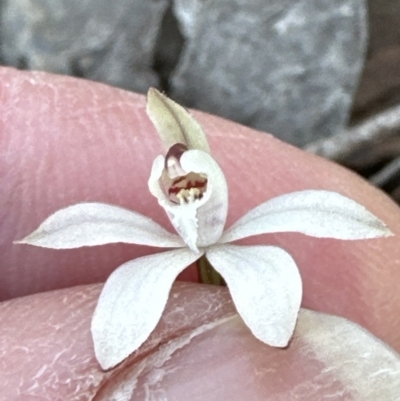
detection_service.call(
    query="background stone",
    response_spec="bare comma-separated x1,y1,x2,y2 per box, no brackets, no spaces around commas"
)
0,0,368,147
171,0,367,146
1,0,169,92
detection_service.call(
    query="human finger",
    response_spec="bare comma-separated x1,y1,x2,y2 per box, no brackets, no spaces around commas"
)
1,67,400,351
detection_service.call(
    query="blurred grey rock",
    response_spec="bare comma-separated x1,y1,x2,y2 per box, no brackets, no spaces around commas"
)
1,0,169,92
0,0,368,147
171,0,367,146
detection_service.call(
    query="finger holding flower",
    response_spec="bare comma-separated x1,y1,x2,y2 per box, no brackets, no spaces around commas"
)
17,88,392,370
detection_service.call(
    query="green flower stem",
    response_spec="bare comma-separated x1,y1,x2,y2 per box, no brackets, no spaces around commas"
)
197,255,225,286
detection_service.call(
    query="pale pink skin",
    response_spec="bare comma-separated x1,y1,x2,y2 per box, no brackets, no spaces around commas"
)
1,67,400,399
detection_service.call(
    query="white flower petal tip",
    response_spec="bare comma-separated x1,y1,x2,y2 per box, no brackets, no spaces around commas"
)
207,244,302,348
91,248,202,370
221,190,393,243
146,87,210,153
17,202,185,249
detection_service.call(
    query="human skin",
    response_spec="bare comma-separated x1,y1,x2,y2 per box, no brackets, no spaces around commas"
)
0,67,400,400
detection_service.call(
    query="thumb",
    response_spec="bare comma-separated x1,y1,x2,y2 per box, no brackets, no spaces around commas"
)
1,282,399,400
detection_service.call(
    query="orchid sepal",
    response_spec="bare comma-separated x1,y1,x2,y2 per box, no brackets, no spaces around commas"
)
207,244,302,347
16,202,185,249
220,189,393,244
91,248,202,369
146,88,210,153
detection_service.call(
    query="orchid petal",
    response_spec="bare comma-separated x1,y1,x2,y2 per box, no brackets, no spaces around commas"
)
207,244,302,347
149,150,228,251
17,202,184,249
146,88,210,152
91,248,202,369
220,190,392,243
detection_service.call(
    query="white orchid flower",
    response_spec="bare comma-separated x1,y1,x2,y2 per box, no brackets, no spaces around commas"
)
17,88,392,370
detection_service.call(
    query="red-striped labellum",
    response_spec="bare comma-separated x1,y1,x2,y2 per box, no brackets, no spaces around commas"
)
162,143,208,204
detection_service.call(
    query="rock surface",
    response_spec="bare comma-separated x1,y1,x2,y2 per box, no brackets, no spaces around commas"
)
0,0,368,146
171,0,367,146
1,0,169,92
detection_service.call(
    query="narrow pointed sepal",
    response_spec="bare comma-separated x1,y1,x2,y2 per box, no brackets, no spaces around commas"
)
16,202,185,249
220,190,393,243
146,88,210,152
207,244,302,347
91,248,202,369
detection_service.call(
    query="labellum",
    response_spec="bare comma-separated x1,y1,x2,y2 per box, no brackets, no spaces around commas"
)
162,143,208,205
